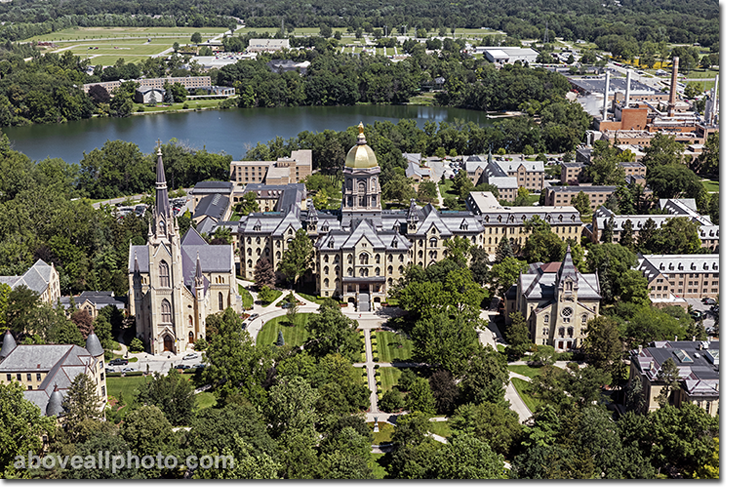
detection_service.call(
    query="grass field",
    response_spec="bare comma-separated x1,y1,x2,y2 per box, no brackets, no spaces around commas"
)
239,285,254,310
376,367,403,392
370,421,395,445
369,454,388,479
701,179,719,193
375,331,414,363
107,373,214,411
430,421,452,438
294,292,328,305
510,377,543,413
29,27,227,43
508,365,543,379
137,98,230,113
256,313,312,347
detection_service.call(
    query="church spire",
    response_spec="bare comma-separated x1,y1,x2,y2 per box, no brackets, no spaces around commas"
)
154,141,171,219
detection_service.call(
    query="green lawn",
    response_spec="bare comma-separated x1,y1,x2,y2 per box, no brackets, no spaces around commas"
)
510,378,543,414
137,98,232,113
107,373,206,407
257,287,282,306
375,331,414,363
376,367,403,392
508,365,544,379
29,26,226,42
256,313,313,347
408,93,436,106
239,285,253,310
370,422,395,445
294,292,328,305
430,421,452,438
369,454,388,479
438,181,456,201
701,179,719,193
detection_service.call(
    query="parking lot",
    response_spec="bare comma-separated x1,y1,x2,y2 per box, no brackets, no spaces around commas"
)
106,351,205,375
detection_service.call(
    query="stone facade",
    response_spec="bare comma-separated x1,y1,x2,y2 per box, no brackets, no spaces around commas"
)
637,254,719,300
128,149,240,355
505,249,601,350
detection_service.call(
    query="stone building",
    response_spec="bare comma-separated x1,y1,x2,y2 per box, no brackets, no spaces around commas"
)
230,150,312,186
128,148,240,354
637,254,719,300
0,259,61,305
238,123,485,310
465,192,583,256
629,340,719,416
588,199,719,251
504,248,601,350
0,330,107,416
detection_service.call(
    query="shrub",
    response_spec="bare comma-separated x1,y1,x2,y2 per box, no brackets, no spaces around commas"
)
194,338,208,351
378,388,403,412
129,337,144,353
136,106,145,112
182,103,189,109
373,356,379,362
397,370,418,392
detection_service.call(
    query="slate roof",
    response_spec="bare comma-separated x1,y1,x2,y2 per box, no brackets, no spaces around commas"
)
631,340,719,399
0,259,55,295
193,181,233,193
518,250,601,301
637,254,719,283
193,193,230,221
60,291,125,311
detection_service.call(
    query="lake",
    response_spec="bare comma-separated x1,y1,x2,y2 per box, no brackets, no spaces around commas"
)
2,105,488,163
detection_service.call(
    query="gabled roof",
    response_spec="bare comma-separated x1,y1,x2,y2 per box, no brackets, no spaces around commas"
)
0,259,55,295
182,226,209,246
343,220,386,249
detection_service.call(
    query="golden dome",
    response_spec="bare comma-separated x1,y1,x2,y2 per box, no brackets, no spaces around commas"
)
345,122,378,169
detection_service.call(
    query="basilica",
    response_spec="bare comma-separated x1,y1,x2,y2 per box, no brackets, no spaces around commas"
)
238,123,486,311
128,148,241,354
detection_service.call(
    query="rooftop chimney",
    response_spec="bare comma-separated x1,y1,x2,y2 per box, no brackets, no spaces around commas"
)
625,69,632,107
603,71,611,121
668,56,679,116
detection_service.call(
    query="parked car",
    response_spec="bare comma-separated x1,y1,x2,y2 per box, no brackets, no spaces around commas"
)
183,353,198,360
174,364,190,370
109,358,128,366
248,313,259,321
281,302,293,309
122,367,135,373
105,367,116,373
690,311,703,320
193,364,206,370
702,298,716,305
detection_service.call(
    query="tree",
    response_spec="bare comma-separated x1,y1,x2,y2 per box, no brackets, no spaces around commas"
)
305,304,361,359
238,191,259,215
379,387,404,412
382,170,417,204
450,402,523,457
0,382,56,479
253,257,276,288
511,445,596,479
619,219,635,249
459,347,508,406
600,217,614,243
585,141,626,185
5,285,41,336
417,181,438,204
490,256,527,296
570,191,591,214
276,330,285,347
278,229,313,288
494,235,514,262
172,42,180,53
201,308,271,406
647,164,706,201
429,370,459,414
693,132,718,178
61,373,102,443
120,405,178,477
70,309,93,339
506,312,530,360
170,82,188,103
648,216,702,254
654,358,681,408
406,378,436,415
66,433,139,479
137,367,196,426
641,133,685,169
468,245,491,285
190,32,203,44
624,305,689,347
430,433,506,479
451,170,474,199
582,316,623,376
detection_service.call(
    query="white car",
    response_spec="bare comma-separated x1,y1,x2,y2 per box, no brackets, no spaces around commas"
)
183,353,198,360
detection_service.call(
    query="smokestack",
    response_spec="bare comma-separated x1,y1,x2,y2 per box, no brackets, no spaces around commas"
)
603,71,610,121
625,69,632,107
668,56,679,116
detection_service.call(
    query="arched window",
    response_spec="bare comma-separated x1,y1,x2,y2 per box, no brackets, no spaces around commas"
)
188,315,193,327
323,266,329,275
323,255,328,263
375,267,381,276
334,266,341,275
581,314,588,324
430,237,437,247
375,254,381,264
324,278,329,287
161,299,172,323
398,254,404,263
388,278,393,287
360,253,369,265
388,265,393,274
256,248,261,256
218,292,224,310
347,254,353,264
276,251,281,260
159,261,170,288
399,265,404,274
247,248,252,256
158,221,166,235
348,267,353,276
247,259,253,268
388,254,393,263
544,314,550,324
188,331,194,344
